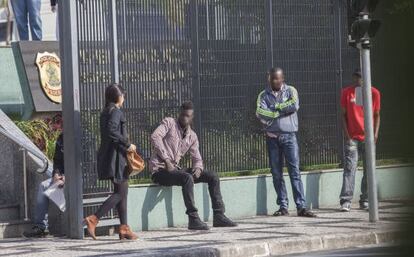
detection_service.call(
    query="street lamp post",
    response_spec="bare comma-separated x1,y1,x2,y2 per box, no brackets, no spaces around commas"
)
359,36,379,222
59,0,84,238
348,0,381,222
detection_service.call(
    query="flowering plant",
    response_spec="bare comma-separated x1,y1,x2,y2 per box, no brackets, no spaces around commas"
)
15,113,63,160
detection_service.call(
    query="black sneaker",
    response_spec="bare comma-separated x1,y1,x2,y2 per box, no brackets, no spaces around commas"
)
297,208,317,217
273,208,289,216
23,226,48,238
213,213,237,227
188,216,209,230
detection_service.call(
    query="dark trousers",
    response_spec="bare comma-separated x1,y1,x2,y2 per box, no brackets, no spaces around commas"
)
152,169,225,217
95,181,128,224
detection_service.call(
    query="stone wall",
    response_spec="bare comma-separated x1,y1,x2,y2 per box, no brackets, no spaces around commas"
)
0,133,62,233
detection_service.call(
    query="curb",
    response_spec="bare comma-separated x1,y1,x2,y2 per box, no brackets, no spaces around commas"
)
134,230,403,257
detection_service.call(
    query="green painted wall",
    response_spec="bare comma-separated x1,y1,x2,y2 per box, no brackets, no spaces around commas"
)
0,47,24,111
127,165,414,231
0,46,33,119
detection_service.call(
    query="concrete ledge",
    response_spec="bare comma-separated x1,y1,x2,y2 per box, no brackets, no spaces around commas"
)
128,165,414,231
0,220,31,239
321,232,378,250
211,242,269,257
144,230,403,257
375,230,404,244
268,236,323,256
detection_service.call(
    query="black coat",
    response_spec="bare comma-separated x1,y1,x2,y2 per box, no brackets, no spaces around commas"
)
97,104,130,182
52,132,64,176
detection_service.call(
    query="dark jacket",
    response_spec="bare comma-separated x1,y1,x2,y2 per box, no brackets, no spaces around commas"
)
256,84,299,133
51,0,57,6
97,104,130,182
52,132,64,177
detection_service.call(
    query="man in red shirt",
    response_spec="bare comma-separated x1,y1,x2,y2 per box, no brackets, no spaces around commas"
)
339,69,381,212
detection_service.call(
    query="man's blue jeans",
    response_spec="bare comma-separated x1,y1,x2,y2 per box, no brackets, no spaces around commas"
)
266,133,306,210
339,139,368,205
11,0,42,40
34,178,52,230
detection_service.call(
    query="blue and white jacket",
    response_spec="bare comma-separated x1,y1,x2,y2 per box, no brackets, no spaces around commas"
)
256,84,299,133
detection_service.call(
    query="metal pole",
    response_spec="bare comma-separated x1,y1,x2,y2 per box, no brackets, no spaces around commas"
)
110,0,119,83
359,14,379,222
333,0,344,165
59,0,84,238
190,0,202,135
6,0,11,45
21,148,29,221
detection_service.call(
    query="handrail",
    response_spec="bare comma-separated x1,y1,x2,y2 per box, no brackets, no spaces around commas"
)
0,126,49,173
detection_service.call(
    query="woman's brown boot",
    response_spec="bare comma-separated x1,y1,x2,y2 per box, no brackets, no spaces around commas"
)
84,215,99,240
119,224,138,240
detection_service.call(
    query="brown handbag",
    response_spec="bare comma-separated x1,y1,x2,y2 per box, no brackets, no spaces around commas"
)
126,150,145,177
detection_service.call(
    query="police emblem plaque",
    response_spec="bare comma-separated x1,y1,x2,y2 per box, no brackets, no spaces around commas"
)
35,52,62,104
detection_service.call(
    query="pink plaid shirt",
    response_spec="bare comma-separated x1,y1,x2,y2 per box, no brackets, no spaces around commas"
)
149,117,204,173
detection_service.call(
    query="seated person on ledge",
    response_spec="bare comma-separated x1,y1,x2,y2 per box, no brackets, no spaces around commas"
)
23,132,65,237
149,101,237,230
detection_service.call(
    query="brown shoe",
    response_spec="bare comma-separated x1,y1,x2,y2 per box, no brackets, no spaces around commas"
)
119,224,138,240
84,215,99,240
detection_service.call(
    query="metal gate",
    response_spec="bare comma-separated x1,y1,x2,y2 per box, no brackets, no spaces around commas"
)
61,0,363,232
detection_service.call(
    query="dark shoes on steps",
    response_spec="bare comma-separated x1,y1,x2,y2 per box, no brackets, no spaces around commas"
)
273,208,289,216
297,208,317,217
273,208,316,217
213,213,238,227
188,213,238,230
188,216,209,230
22,226,48,238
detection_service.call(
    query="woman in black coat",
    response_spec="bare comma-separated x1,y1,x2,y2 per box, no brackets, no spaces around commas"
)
84,84,138,240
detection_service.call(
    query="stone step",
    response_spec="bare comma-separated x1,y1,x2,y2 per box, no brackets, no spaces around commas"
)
0,220,31,239
0,204,20,222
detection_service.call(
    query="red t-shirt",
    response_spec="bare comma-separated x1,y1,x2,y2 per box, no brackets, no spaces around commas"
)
340,85,381,142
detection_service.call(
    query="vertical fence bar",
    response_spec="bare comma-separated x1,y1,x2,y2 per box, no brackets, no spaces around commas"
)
59,0,84,239
333,0,344,165
265,0,273,69
190,0,202,134
21,148,28,221
110,0,119,83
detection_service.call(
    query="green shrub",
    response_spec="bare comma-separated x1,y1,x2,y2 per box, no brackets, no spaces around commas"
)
14,114,63,160
0,0,7,9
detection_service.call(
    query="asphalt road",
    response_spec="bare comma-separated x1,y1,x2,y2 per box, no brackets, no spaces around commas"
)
281,245,406,257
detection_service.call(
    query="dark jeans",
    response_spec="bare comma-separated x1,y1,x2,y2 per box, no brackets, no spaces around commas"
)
34,178,52,230
95,181,128,224
266,133,306,210
152,169,225,217
340,139,368,205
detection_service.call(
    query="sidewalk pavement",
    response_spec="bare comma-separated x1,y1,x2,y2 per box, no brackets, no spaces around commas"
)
0,200,412,257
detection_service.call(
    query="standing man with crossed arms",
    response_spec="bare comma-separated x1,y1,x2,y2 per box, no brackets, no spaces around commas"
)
256,67,316,217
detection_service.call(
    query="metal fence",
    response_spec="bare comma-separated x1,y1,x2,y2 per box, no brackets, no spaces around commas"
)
72,0,407,216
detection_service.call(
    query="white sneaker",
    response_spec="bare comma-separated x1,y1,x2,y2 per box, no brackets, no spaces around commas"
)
359,202,369,210
339,202,351,212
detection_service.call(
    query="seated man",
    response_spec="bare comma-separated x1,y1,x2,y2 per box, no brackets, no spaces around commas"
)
149,101,237,230
23,133,64,237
